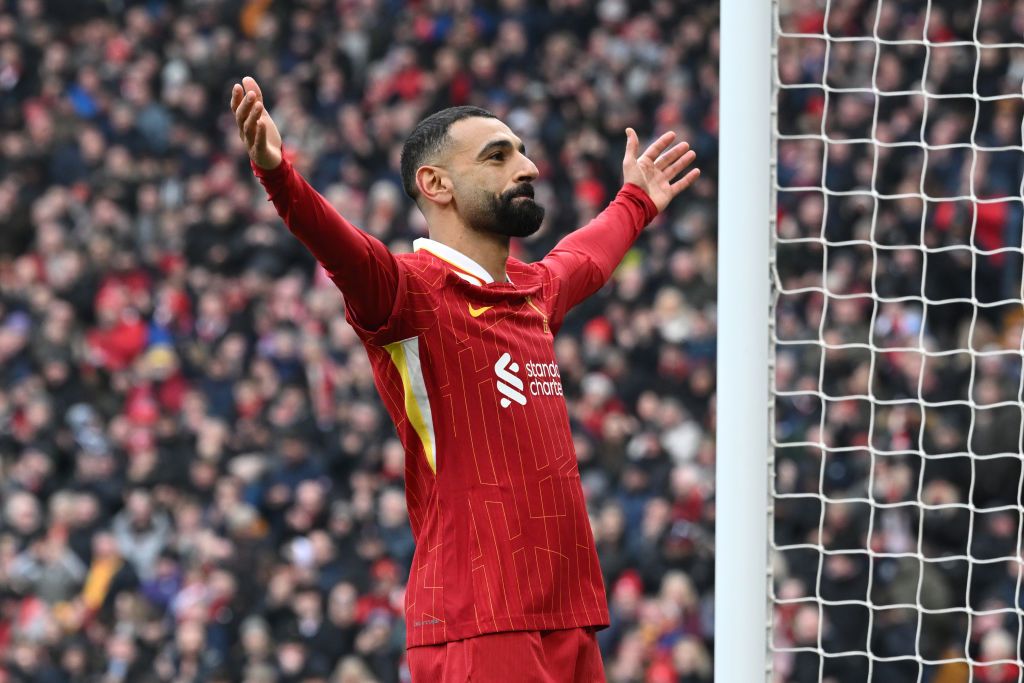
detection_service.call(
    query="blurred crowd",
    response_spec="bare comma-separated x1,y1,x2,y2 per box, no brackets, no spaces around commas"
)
773,1,1024,682
0,0,720,682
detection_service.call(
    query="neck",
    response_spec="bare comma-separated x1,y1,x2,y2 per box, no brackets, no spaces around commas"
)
427,215,510,283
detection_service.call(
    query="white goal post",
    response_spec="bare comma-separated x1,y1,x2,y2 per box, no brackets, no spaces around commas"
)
715,0,772,680
719,0,1024,681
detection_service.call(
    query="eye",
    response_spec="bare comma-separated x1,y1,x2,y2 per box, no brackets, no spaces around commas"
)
489,152,505,161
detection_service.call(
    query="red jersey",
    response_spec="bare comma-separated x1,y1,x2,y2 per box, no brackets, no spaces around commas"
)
254,159,659,647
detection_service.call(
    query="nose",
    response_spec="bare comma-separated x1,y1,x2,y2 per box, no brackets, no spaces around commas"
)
516,155,539,184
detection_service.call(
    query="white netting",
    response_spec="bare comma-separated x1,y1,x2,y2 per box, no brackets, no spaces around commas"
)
770,1,1024,681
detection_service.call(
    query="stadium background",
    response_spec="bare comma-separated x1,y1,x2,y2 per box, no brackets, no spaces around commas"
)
2,0,1019,682
0,1,719,681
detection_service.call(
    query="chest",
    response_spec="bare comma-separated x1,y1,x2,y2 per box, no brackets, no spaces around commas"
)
442,291,551,348
426,291,562,410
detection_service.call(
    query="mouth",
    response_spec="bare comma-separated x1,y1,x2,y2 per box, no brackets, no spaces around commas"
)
507,185,535,201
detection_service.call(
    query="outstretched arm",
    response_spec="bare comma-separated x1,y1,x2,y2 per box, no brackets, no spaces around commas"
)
231,76,399,332
541,129,700,315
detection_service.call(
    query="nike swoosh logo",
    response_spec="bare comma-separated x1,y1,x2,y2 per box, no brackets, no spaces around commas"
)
468,304,493,318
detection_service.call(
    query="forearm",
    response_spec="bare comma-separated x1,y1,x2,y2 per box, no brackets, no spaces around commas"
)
542,183,659,310
550,183,659,279
252,158,398,329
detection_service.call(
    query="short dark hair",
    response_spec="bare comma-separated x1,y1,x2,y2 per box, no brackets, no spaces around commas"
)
400,106,497,201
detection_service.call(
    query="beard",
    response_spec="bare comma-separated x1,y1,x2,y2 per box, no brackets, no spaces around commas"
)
463,183,546,238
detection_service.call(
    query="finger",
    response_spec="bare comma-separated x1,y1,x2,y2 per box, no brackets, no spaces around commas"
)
663,150,697,179
244,100,263,143
237,92,260,128
624,127,639,161
243,101,263,145
655,141,691,171
640,131,676,163
242,76,264,102
669,168,701,195
230,84,244,112
235,91,256,131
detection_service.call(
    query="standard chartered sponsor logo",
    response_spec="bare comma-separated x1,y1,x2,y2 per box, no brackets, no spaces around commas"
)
494,353,563,408
494,352,527,408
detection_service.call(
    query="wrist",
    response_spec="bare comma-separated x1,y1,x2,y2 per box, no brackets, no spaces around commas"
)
251,154,288,180
253,151,283,171
621,183,660,221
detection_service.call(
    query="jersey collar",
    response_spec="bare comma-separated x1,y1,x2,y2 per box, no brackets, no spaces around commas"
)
413,238,507,285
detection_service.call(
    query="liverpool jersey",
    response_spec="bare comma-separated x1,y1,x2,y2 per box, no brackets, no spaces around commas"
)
254,159,659,646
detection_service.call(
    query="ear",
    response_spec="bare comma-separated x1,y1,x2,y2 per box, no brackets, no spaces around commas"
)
415,166,453,207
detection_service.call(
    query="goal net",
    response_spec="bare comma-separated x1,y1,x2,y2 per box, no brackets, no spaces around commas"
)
770,1,1024,682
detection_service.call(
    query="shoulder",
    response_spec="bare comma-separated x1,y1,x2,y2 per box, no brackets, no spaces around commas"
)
507,256,558,306
395,251,449,288
506,256,548,284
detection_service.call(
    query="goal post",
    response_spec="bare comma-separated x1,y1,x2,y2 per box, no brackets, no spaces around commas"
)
715,0,773,681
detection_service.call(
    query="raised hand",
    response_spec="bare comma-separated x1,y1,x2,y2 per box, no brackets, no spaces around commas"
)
622,128,700,213
230,76,283,170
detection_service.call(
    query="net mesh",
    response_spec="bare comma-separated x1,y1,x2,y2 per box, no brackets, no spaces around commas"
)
770,1,1024,681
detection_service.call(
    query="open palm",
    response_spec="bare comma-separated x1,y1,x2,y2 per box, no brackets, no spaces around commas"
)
622,128,700,213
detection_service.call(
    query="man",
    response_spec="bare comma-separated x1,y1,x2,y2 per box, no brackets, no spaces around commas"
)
231,76,698,681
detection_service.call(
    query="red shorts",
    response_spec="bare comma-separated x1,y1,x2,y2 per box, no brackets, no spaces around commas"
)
406,628,606,682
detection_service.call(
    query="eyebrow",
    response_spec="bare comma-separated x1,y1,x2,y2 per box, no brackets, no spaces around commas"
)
476,138,526,160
